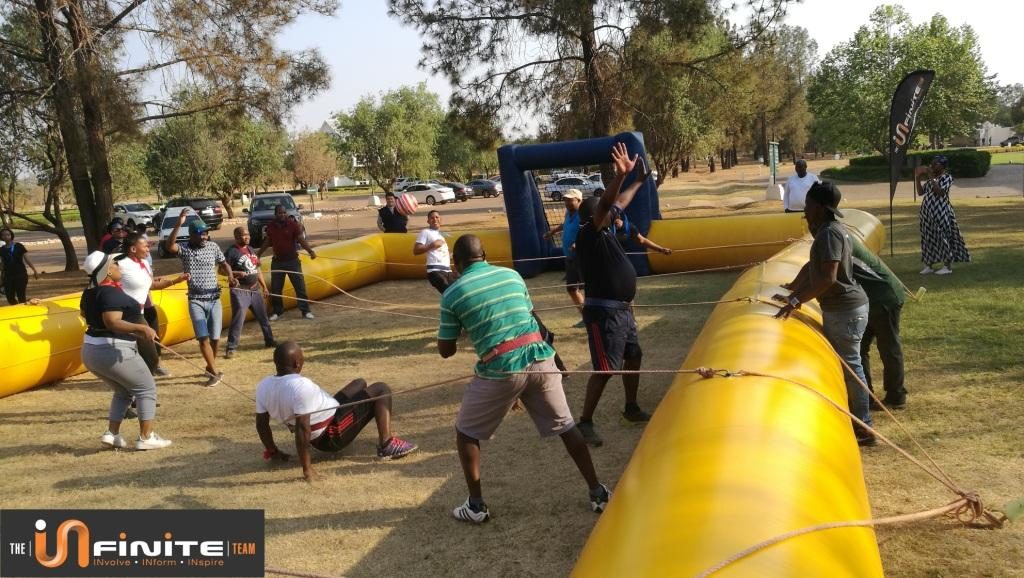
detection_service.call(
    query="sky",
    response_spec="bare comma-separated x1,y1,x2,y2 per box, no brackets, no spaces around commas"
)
276,0,1023,132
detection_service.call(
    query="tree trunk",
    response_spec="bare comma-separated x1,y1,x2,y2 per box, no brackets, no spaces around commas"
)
34,0,100,251
218,191,236,218
64,0,114,238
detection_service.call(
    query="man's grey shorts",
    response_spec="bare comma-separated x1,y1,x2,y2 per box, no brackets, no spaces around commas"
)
456,357,575,440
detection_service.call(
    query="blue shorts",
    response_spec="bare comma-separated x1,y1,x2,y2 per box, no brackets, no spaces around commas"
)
189,298,223,340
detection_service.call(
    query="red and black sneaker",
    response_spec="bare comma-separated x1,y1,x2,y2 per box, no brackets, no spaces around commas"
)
377,436,418,460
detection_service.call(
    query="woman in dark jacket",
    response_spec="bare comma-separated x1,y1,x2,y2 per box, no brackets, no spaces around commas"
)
1,228,39,305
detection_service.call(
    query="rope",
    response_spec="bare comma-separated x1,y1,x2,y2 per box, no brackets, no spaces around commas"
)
531,297,752,313
694,496,1004,578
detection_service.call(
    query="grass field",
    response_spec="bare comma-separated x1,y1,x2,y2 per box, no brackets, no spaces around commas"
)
992,151,1024,165
0,189,1021,577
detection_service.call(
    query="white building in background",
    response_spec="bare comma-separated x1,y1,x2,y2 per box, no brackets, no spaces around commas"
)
976,122,1014,146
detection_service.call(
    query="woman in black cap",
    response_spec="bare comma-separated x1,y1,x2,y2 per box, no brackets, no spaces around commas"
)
916,155,969,275
80,250,172,450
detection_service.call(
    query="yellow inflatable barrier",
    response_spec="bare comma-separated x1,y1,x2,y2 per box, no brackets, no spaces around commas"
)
574,209,885,577
0,211,886,576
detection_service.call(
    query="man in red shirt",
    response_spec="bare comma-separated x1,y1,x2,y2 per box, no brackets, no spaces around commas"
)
257,205,317,320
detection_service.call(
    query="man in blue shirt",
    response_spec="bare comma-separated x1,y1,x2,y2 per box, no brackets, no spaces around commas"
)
544,188,584,325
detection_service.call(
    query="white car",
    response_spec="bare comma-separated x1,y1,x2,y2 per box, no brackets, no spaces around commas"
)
393,177,418,191
113,202,161,230
156,207,204,258
546,176,604,201
402,183,456,205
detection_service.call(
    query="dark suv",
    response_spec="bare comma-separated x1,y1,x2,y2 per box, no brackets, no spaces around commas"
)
244,193,304,247
161,198,224,229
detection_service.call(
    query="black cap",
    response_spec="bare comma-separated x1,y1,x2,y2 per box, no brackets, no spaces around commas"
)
806,181,843,218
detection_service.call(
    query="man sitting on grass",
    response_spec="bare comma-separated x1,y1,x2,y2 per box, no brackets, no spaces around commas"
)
255,341,417,481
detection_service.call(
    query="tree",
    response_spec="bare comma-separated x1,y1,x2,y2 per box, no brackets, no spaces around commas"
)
808,5,996,154
993,83,1023,127
108,139,155,203
435,111,502,181
1,0,335,250
290,131,338,193
333,84,444,192
145,114,226,201
389,0,789,144
216,118,287,216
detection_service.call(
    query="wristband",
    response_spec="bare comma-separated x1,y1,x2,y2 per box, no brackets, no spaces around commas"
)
788,295,801,309
262,448,277,460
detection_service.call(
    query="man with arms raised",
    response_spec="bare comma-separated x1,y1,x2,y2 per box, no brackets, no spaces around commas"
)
437,234,610,523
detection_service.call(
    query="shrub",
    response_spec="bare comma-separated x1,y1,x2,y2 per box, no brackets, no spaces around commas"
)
829,148,991,180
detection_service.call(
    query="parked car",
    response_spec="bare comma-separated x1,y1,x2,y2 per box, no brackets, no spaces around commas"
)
393,177,419,191
441,182,471,202
402,183,456,205
113,202,160,230
243,192,304,247
467,179,502,197
545,176,604,201
155,207,203,258
1000,135,1022,147
160,198,224,230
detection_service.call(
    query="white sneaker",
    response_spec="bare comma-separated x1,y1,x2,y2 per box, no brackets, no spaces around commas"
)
934,267,952,275
302,312,315,319
919,266,934,275
100,431,127,449
135,433,173,450
268,313,280,321
452,498,490,523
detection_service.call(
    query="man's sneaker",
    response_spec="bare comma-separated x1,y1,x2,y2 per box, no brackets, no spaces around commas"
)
204,372,223,387
934,267,953,275
100,431,127,449
590,484,612,513
920,266,934,275
572,319,586,329
268,313,281,321
152,366,171,378
135,433,172,450
882,395,907,410
452,499,490,524
578,421,603,447
302,311,315,320
854,424,877,447
377,436,418,460
224,350,235,359
621,404,651,426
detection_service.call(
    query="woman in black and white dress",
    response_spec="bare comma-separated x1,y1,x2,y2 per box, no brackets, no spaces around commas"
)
917,155,970,275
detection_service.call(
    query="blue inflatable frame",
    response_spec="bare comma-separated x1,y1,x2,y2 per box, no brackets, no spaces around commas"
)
497,132,661,278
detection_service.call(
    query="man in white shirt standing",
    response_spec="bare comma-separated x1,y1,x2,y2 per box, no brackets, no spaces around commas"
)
413,209,456,294
783,159,818,213
255,341,417,481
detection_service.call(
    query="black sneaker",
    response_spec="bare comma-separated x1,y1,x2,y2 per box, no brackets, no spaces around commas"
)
452,499,490,523
620,404,651,426
578,421,603,447
854,424,877,447
590,484,612,513
882,395,906,410
224,350,234,359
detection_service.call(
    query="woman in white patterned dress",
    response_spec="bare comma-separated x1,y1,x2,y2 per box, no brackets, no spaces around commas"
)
916,155,970,275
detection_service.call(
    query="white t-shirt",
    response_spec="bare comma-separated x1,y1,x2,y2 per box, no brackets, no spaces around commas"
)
118,256,153,308
784,172,819,211
254,374,339,440
416,228,451,272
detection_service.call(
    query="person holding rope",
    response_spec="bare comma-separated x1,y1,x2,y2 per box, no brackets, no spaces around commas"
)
225,227,275,359
255,341,418,481
573,143,654,447
80,251,172,450
414,210,457,294
118,232,187,377
543,188,585,326
166,211,237,387
437,234,610,523
258,204,317,320
773,182,875,446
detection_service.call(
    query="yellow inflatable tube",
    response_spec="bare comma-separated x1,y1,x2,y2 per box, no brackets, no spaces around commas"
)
573,209,886,577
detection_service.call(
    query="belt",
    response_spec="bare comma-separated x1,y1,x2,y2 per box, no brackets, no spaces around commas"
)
427,266,451,273
584,297,632,310
480,332,543,363
84,335,136,346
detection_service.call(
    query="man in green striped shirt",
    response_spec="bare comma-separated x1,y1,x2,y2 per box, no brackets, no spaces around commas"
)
437,234,610,523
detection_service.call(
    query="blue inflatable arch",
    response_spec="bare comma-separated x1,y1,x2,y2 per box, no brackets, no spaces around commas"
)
497,132,661,278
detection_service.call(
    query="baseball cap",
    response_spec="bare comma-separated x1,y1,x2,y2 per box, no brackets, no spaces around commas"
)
563,188,583,200
83,251,113,282
188,219,210,235
806,181,844,218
